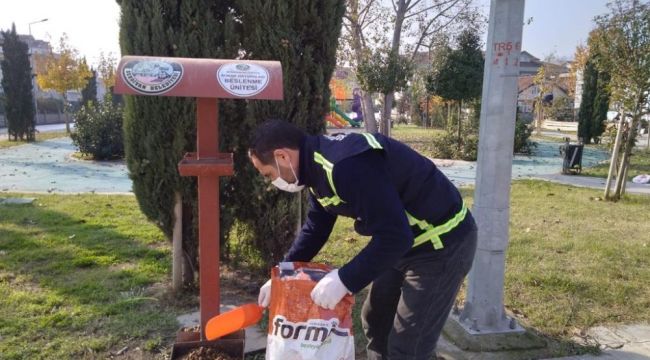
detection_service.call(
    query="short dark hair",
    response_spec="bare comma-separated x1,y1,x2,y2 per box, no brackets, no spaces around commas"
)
249,119,306,165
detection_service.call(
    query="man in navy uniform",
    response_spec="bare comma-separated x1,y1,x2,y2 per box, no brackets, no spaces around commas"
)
249,120,477,360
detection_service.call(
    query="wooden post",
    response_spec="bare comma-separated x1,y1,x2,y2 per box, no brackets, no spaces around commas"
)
115,55,283,343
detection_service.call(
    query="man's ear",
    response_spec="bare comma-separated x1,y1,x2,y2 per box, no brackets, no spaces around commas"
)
273,149,288,162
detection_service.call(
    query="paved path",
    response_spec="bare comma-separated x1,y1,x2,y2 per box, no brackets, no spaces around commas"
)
0,137,131,194
535,174,650,195
2,135,647,195
431,141,610,187
0,122,75,135
542,325,650,360
436,324,650,360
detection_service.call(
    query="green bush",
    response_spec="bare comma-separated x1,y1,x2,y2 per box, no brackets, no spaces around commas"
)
545,97,574,121
514,118,537,154
71,97,124,160
431,131,478,161
431,117,535,160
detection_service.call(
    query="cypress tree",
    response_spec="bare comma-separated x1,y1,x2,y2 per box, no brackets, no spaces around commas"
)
592,68,610,142
80,68,97,106
118,0,345,275
219,1,345,266
578,60,597,144
118,0,240,276
1,24,35,141
578,57,610,144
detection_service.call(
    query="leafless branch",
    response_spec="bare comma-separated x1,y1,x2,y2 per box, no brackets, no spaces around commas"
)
405,0,423,13
411,0,469,60
361,13,384,30
409,0,468,60
359,0,376,18
405,0,458,19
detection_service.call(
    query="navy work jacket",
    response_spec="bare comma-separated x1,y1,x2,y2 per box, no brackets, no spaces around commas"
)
283,132,476,293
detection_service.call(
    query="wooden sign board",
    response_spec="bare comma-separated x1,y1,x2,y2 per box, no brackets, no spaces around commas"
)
115,56,283,100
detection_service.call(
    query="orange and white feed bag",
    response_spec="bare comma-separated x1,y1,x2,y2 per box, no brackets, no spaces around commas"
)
266,262,355,360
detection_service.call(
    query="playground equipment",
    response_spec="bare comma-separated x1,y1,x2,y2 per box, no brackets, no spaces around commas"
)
115,55,283,358
326,97,361,128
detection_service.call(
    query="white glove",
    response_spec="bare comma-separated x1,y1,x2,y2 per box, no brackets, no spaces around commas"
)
258,279,272,307
310,269,351,310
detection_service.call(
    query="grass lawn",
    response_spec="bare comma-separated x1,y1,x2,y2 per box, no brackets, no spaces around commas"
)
317,180,650,354
0,194,180,359
391,124,444,159
582,149,650,180
0,131,69,149
2,167,649,357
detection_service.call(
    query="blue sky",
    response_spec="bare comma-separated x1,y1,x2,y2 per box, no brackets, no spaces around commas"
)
1,0,612,66
518,0,610,60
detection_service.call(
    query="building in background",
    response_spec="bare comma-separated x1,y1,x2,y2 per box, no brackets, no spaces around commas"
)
0,33,87,126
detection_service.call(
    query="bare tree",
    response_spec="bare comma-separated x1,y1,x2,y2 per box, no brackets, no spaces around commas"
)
593,0,650,200
340,0,480,136
340,0,388,133
379,0,478,136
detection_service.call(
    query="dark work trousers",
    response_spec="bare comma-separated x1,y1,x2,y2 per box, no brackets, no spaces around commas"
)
362,226,478,360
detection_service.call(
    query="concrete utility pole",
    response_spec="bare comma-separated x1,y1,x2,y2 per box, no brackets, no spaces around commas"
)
450,0,526,337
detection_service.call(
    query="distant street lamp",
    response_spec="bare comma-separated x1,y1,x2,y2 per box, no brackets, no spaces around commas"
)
28,18,48,36
27,18,48,127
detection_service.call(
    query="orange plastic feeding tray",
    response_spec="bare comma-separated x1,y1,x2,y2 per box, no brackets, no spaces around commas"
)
115,56,283,357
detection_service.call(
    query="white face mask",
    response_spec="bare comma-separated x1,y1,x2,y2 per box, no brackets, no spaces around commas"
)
272,156,304,193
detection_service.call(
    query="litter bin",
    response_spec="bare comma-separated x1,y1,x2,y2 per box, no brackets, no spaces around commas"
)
559,141,584,174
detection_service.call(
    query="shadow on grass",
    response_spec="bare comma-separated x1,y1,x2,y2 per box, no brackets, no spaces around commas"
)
0,201,178,359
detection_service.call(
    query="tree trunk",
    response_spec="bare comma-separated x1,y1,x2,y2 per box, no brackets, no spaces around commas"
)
445,102,451,129
346,0,378,134
172,191,183,292
362,93,377,133
381,0,407,137
425,98,429,128
535,100,542,135
614,144,630,200
620,155,630,196
381,93,394,137
458,100,462,153
613,113,639,200
181,201,196,286
605,114,625,200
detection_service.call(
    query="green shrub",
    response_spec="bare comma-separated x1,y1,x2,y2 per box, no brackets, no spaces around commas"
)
71,97,124,160
514,118,537,154
431,117,534,160
545,97,574,121
431,131,478,161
